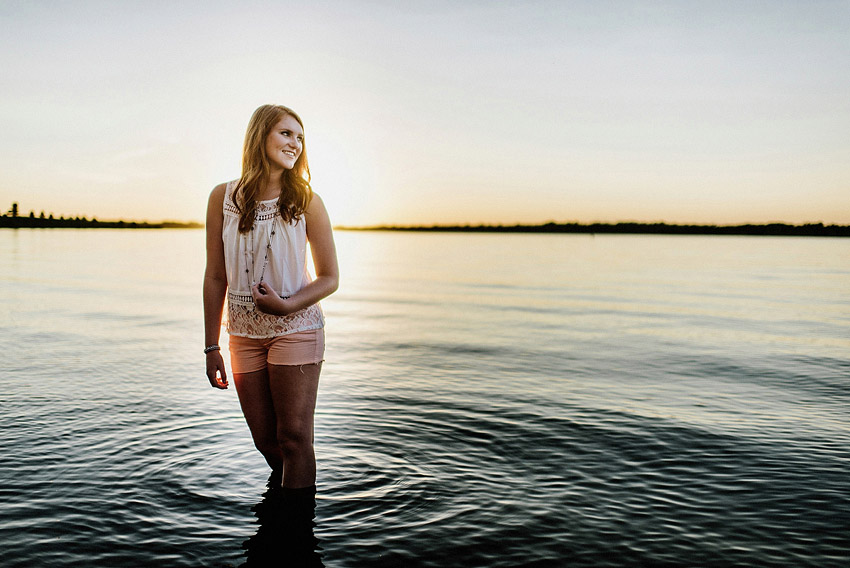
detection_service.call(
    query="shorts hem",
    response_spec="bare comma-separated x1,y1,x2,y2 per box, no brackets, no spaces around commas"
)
268,358,325,368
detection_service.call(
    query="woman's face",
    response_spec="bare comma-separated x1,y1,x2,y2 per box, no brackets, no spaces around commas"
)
265,114,303,172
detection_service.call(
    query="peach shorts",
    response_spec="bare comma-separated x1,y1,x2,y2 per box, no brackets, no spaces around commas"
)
228,328,325,374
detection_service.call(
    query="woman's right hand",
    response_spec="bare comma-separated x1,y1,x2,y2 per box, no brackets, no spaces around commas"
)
206,351,229,389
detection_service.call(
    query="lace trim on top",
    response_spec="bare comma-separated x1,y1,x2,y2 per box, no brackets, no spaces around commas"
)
223,195,282,222
226,292,324,339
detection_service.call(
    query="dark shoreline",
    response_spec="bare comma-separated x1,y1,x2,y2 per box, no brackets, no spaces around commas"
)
337,222,850,237
0,217,202,229
5,217,848,236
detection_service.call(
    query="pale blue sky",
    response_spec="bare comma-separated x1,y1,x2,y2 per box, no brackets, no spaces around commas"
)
1,0,848,225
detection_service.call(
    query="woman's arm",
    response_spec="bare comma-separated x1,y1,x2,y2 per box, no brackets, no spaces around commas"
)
203,183,229,389
252,193,339,315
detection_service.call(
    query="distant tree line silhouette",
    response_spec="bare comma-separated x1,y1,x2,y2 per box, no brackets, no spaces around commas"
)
1,202,201,229
5,201,847,236
342,221,850,237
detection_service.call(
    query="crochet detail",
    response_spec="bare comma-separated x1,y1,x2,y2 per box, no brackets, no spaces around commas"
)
223,196,281,222
227,293,324,338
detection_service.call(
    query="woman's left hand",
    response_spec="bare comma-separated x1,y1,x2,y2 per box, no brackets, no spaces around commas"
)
251,281,291,316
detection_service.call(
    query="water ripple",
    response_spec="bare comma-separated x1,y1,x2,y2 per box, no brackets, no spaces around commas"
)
3,231,850,567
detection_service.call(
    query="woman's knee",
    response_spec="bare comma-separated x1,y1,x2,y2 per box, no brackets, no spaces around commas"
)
277,423,312,456
254,437,281,459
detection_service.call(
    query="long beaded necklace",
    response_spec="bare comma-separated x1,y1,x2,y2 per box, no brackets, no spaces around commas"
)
244,218,276,286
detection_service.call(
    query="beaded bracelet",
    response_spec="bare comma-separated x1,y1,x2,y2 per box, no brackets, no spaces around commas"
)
204,344,221,354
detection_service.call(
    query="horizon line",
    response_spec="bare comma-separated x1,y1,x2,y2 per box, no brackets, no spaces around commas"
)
336,220,849,229
334,221,850,238
4,202,848,231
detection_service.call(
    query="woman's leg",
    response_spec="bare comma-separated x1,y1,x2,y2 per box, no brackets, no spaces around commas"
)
233,368,284,472
268,363,321,488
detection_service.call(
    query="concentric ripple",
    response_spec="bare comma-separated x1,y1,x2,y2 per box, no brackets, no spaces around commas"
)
2,230,849,567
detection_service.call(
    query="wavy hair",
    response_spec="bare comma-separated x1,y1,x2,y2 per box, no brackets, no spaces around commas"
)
234,104,312,232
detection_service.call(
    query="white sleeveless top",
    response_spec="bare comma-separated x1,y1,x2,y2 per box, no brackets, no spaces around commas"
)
222,180,324,338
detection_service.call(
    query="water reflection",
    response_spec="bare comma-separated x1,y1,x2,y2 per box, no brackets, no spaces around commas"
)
240,473,323,567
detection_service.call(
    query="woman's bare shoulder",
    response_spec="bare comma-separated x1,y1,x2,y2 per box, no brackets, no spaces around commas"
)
206,185,229,222
307,192,327,213
210,182,228,198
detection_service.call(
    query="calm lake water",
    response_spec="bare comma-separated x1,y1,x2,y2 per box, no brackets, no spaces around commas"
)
1,229,848,567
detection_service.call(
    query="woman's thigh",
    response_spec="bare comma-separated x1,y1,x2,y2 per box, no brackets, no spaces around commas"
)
233,368,277,444
268,363,322,439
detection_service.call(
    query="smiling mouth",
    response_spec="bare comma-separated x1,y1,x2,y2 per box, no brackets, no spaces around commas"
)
283,150,296,157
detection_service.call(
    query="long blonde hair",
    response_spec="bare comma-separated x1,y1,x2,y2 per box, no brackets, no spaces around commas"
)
234,104,312,232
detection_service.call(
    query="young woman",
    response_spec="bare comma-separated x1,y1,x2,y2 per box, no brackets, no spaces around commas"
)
203,104,338,491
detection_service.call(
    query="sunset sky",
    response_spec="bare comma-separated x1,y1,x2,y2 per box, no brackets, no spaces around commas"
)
1,1,848,226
